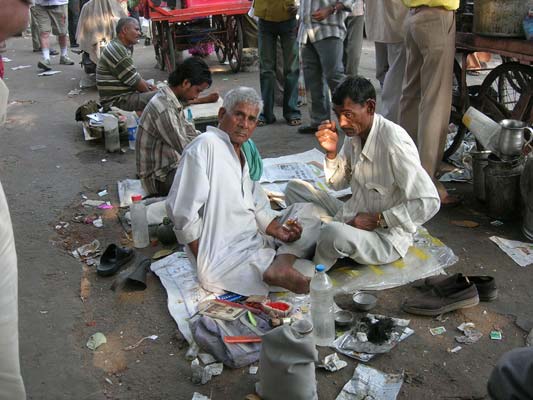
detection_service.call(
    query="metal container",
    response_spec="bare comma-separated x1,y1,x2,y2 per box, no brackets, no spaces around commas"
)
498,119,533,160
474,0,530,37
521,154,533,240
472,150,492,202
485,154,524,220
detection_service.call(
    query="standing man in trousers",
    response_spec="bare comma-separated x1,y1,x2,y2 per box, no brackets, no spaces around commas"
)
297,0,354,134
343,0,364,76
0,1,30,399
399,0,461,206
365,0,408,123
254,0,302,127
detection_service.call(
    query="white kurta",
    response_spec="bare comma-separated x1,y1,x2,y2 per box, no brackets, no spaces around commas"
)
325,114,440,256
166,127,319,296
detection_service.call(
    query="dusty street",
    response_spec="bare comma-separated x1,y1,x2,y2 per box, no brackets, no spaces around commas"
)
1,34,532,400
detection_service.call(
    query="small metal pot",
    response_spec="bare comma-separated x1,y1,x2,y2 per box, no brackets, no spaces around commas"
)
498,119,533,160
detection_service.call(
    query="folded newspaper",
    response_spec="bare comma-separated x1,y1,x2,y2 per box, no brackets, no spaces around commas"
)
489,236,533,267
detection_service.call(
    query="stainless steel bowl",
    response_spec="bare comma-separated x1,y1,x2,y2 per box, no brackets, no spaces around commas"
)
352,292,377,311
334,310,354,327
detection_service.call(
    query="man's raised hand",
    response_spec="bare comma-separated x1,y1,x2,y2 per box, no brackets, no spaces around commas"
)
316,120,338,159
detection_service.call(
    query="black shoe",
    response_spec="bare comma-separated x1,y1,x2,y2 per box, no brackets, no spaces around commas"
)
97,244,135,277
70,43,79,48
417,273,498,302
298,124,318,134
50,49,59,56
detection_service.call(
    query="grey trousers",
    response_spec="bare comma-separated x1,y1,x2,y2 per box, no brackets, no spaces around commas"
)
377,41,406,124
107,90,157,112
301,37,345,126
344,15,365,76
487,347,533,400
30,6,41,51
285,180,400,269
375,42,388,87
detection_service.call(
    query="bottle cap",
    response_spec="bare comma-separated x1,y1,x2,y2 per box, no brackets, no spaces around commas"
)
315,264,325,272
131,195,143,202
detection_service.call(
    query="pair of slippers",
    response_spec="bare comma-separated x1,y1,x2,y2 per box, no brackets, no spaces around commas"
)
96,244,151,290
257,117,302,127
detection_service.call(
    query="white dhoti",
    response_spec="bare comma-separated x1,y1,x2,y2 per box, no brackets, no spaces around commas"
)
285,180,400,270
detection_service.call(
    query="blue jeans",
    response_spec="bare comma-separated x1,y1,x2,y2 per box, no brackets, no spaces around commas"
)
258,18,300,123
302,37,345,126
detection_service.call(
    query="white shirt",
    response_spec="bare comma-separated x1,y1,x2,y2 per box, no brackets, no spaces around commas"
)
166,126,280,296
324,114,440,256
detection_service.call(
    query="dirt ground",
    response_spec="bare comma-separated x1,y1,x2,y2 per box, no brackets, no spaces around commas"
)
1,34,532,400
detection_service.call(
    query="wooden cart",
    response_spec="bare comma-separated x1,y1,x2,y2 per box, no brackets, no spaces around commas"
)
146,0,252,73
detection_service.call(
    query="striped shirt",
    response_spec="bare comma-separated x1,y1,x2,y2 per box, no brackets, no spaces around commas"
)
136,85,200,194
297,0,354,44
324,114,440,256
96,39,141,105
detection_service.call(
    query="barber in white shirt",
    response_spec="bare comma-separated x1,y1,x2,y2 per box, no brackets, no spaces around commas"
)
286,76,440,268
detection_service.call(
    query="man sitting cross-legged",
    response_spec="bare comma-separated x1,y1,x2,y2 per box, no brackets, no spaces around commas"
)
166,87,321,295
285,76,440,269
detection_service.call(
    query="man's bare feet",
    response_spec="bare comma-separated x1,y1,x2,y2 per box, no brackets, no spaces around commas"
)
263,254,311,294
435,180,463,208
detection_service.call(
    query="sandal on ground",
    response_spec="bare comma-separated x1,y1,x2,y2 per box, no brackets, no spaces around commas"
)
287,118,302,126
257,116,276,127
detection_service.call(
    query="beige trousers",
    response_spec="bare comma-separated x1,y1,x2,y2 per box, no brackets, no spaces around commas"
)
399,7,455,179
0,182,25,400
285,180,400,269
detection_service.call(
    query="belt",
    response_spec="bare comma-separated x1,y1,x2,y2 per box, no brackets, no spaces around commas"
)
409,5,450,14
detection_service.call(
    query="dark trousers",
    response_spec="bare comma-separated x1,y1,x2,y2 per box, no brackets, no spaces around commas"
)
68,0,80,45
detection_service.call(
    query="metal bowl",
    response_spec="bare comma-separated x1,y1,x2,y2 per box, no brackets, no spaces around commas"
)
335,310,354,327
352,292,377,311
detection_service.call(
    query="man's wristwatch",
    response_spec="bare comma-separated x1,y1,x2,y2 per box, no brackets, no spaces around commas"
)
377,213,388,229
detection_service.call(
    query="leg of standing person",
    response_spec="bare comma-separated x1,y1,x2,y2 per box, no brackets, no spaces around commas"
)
30,6,41,52
301,41,328,128
0,182,26,400
274,39,284,107
67,0,80,47
374,41,389,88
344,15,364,76
278,18,300,125
380,41,406,123
257,18,278,124
52,5,75,65
400,8,456,204
314,37,345,113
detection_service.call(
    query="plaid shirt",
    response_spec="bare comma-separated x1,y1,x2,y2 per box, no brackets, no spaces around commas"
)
297,0,354,44
135,86,199,194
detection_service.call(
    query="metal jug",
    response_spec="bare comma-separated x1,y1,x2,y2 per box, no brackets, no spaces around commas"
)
498,119,533,160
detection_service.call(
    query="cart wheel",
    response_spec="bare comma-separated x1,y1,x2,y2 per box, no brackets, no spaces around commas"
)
152,21,165,71
444,59,468,160
213,15,227,64
226,15,243,73
161,22,176,72
477,62,533,123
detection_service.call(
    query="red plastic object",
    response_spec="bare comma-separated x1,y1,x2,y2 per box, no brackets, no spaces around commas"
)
264,302,291,311
224,335,262,344
131,195,143,202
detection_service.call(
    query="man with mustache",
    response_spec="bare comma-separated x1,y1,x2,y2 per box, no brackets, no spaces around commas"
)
166,87,320,295
286,76,440,268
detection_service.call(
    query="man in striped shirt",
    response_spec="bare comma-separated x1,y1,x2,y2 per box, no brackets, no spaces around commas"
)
96,17,157,112
286,76,440,268
136,57,213,196
297,0,353,134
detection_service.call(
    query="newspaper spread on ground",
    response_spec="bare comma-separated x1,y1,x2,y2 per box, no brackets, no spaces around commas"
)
335,364,403,400
489,236,533,267
261,149,352,202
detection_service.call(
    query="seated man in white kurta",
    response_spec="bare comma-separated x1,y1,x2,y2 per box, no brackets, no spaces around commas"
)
166,87,321,295
285,76,440,269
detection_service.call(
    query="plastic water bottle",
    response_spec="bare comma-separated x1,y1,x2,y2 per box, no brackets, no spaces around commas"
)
130,195,149,248
127,114,138,151
310,264,335,346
